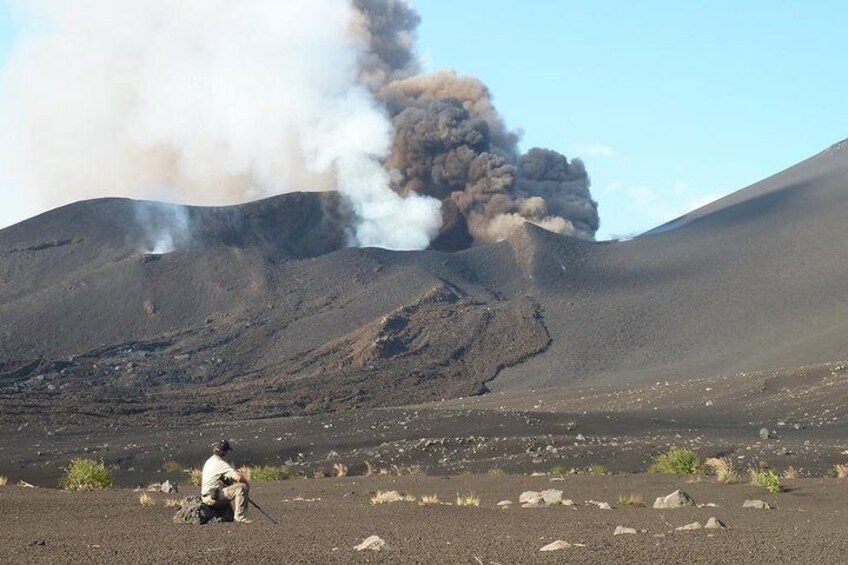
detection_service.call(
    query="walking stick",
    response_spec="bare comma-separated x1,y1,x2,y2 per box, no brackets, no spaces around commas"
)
248,498,279,524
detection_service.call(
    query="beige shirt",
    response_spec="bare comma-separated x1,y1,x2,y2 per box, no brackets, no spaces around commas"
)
201,454,238,498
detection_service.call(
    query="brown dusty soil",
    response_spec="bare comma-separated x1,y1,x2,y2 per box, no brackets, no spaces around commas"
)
2,474,847,564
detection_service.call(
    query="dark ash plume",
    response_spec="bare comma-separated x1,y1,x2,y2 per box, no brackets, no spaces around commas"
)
354,1,600,248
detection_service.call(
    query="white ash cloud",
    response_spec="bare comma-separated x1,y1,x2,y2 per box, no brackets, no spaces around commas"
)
0,0,598,250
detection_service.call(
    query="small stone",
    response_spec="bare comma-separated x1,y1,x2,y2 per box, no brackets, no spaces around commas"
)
497,500,512,507
161,480,178,494
614,526,638,535
653,490,695,509
759,427,775,440
704,517,726,529
576,434,586,441
354,535,390,552
743,499,773,509
675,522,702,531
539,540,573,552
705,400,714,406
597,502,612,510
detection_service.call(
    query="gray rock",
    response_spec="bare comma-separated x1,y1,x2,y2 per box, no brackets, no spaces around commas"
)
743,499,773,509
172,500,232,525
161,480,178,494
354,535,390,552
675,522,702,531
653,489,696,509
759,427,775,439
497,500,512,507
704,517,726,529
614,526,638,535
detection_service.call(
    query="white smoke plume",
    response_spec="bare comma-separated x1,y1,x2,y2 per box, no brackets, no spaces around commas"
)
0,0,442,250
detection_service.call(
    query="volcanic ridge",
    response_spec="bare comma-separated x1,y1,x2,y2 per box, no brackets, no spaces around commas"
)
2,140,848,425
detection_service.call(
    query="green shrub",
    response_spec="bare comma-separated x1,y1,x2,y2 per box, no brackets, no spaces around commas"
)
648,448,700,475
249,465,297,482
589,464,609,475
750,469,782,493
486,467,506,477
60,458,113,490
162,460,183,473
549,465,569,475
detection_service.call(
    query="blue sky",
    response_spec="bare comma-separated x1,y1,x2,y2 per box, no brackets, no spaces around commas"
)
416,0,848,238
1,2,845,239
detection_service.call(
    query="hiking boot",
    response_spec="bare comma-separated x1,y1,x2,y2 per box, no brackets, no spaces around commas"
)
235,518,253,524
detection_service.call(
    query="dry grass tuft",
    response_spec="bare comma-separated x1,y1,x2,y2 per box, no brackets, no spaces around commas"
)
164,498,182,508
455,493,480,507
332,463,349,478
705,457,738,484
0,476,7,486
186,468,202,486
834,464,848,479
370,491,416,505
617,493,645,507
237,466,252,481
418,494,441,506
782,466,799,479
138,492,156,507
487,467,506,477
363,461,375,477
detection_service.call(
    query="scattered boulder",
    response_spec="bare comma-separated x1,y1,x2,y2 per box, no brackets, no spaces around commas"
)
540,489,564,505
653,490,695,509
354,536,390,552
497,500,512,508
614,526,638,535
743,499,773,509
675,522,702,531
172,498,233,525
759,427,776,440
705,517,726,529
161,480,178,494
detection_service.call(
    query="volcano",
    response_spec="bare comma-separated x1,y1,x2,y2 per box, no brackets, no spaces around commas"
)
2,140,848,424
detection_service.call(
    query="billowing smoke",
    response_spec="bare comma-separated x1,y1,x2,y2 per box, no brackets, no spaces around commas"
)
0,0,598,251
0,0,440,251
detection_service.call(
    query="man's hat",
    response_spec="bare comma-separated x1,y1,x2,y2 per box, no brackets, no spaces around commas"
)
212,439,232,454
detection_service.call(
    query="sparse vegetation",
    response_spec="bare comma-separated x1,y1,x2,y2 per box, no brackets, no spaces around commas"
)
0,476,7,486
487,467,506,477
161,460,183,474
749,468,782,493
186,467,202,486
648,448,700,475
455,493,480,507
239,465,298,482
589,464,609,476
418,494,441,506
60,458,113,490
138,492,156,507
617,493,645,507
370,491,416,505
834,464,848,479
550,465,569,475
459,468,474,477
705,457,738,484
782,466,799,480
164,498,182,508
332,463,349,478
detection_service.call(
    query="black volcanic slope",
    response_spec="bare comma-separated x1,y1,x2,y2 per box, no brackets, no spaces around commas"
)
2,140,848,423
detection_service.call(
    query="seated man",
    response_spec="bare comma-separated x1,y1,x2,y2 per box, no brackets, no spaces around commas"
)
201,439,251,523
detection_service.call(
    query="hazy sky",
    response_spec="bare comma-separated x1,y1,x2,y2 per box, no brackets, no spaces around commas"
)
1,1,846,239
415,0,848,238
